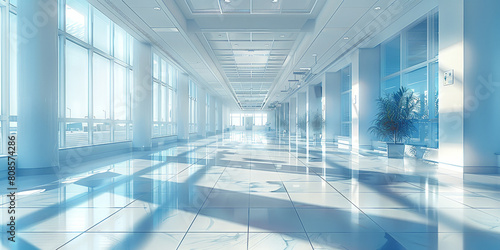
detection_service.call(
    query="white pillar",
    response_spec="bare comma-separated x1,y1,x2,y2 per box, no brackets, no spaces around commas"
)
439,0,500,173
177,73,190,141
17,0,59,172
132,41,152,150
209,97,216,134
289,97,297,135
351,48,381,151
323,72,341,142
197,88,206,138
217,100,223,133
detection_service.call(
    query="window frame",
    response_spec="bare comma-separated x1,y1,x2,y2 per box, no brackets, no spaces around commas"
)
380,10,439,148
58,0,134,148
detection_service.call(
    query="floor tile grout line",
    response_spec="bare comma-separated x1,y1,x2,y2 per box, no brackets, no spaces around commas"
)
176,156,235,250
247,151,252,250
55,198,142,250
277,161,316,250
289,150,390,234
57,137,223,249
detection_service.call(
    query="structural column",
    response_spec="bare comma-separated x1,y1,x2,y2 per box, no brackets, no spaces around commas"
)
132,41,153,150
323,72,341,142
197,88,206,138
177,73,190,141
217,100,223,134
289,97,297,135
351,47,380,152
17,0,59,172
439,0,500,173
209,97,216,135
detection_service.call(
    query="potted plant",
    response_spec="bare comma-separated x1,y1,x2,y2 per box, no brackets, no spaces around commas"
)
310,112,323,143
369,87,419,158
297,115,307,138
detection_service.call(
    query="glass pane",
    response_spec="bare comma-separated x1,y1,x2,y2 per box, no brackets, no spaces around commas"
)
114,64,127,120
10,0,17,7
404,66,428,146
341,92,351,123
93,122,111,144
340,65,351,92
128,123,133,140
129,36,134,66
93,53,111,119
153,123,160,137
153,83,159,122
431,62,439,119
160,123,167,136
431,12,439,59
341,123,351,137
114,123,127,142
161,85,168,122
93,9,111,54
161,59,168,83
10,13,17,116
66,41,88,119
169,65,177,89
66,0,89,42
66,122,89,147
406,19,427,68
404,67,428,104
168,88,173,122
114,25,127,61
381,76,400,97
153,54,159,80
129,70,133,120
383,36,400,77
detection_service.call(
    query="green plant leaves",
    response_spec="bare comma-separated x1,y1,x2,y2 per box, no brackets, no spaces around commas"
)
369,87,419,143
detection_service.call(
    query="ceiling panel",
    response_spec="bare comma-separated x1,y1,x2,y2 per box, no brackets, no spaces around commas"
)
131,8,176,28
325,7,369,28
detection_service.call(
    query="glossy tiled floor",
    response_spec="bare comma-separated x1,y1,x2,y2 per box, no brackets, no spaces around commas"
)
2,131,500,249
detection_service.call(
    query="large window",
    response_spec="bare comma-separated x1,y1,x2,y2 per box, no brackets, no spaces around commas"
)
189,80,197,133
380,11,439,148
340,65,352,137
59,0,134,148
230,113,267,127
0,2,18,155
152,53,178,137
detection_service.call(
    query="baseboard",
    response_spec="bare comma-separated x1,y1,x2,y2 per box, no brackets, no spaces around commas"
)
464,165,499,174
17,166,58,176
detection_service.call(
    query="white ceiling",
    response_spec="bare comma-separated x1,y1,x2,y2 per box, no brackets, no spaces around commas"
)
95,0,424,110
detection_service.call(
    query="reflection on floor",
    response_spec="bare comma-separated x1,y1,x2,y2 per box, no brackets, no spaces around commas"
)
2,131,500,249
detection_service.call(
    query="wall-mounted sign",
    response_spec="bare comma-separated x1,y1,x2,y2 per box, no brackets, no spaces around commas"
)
444,70,454,86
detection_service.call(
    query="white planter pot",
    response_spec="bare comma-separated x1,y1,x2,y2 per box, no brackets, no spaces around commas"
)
387,143,405,158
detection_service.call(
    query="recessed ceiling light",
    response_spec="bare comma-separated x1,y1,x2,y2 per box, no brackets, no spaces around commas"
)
272,0,278,3
225,0,231,2
374,6,381,10
280,34,285,38
153,7,161,11
344,37,349,40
